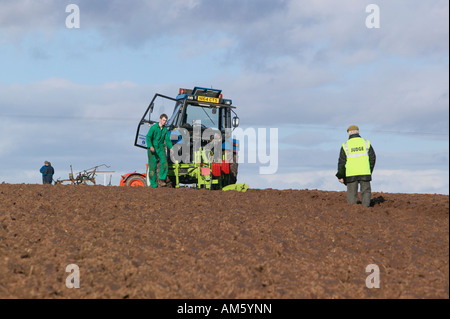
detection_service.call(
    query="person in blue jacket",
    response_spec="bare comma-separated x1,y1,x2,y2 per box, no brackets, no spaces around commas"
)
40,161,54,184
40,163,46,184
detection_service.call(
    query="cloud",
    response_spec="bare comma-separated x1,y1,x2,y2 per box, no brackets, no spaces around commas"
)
0,78,160,118
239,168,449,194
3,1,447,57
0,0,63,42
0,120,18,157
372,169,449,194
214,57,449,133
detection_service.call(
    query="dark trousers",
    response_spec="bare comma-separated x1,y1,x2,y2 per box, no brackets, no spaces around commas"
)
347,181,371,207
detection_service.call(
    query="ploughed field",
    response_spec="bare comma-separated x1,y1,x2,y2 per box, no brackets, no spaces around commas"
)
0,183,448,299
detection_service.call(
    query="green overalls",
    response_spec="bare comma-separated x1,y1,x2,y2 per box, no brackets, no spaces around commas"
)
146,124,173,187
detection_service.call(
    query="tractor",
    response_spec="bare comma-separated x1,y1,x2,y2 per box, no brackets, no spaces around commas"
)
120,87,247,191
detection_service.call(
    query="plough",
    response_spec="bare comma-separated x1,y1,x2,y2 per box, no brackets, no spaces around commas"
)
55,164,110,185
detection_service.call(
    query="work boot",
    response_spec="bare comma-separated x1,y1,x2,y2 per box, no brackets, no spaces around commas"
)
158,179,167,187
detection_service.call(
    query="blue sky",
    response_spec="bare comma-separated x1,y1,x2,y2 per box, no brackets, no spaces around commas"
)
0,0,448,194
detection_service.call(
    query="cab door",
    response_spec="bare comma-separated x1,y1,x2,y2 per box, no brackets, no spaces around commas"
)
134,94,179,149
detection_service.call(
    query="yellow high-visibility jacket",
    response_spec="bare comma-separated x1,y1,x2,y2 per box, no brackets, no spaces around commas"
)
337,134,376,183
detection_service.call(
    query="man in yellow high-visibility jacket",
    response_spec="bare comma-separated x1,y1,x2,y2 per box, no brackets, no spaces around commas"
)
336,125,376,207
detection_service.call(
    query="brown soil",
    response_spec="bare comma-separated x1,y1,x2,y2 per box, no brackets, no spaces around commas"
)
0,183,448,299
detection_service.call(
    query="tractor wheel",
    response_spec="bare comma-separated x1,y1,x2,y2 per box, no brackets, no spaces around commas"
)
229,153,239,184
125,175,146,187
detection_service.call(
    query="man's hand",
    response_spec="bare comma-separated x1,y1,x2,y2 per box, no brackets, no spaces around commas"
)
150,146,155,153
339,178,344,184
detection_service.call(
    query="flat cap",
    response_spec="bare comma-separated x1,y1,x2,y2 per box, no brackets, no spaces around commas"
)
347,125,359,132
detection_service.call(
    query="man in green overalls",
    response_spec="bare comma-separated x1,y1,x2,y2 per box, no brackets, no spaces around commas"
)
146,113,174,187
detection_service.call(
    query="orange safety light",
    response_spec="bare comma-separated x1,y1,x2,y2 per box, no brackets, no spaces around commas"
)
219,93,223,99
179,88,186,95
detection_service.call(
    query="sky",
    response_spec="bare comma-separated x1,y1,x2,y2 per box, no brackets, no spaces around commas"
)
0,0,448,194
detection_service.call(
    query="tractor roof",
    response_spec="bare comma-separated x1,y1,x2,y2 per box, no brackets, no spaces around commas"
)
176,87,233,107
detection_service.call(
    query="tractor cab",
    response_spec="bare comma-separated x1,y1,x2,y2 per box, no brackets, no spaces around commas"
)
134,87,239,149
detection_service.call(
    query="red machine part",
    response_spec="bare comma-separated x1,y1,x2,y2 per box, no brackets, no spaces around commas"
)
212,161,230,177
120,172,146,187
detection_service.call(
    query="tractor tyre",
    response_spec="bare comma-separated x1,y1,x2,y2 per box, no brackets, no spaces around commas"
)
229,153,239,185
125,175,146,187
229,163,238,184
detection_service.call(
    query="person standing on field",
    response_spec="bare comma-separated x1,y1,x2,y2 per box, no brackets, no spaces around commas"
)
336,125,376,207
146,113,174,187
40,161,54,185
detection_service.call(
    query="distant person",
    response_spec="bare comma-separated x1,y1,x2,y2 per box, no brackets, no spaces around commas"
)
40,161,55,185
336,125,376,207
40,162,47,184
146,113,174,187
